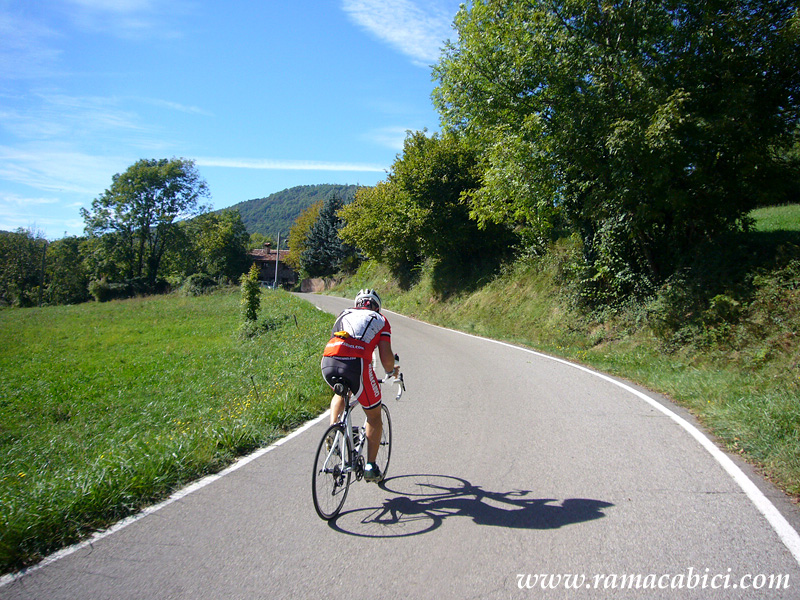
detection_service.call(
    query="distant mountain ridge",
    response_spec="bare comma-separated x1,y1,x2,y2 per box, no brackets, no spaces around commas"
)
222,184,359,237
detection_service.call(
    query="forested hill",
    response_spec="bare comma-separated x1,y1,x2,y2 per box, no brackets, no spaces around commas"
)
223,184,359,237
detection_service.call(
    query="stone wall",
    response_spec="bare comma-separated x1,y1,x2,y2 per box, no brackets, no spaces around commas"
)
300,278,340,293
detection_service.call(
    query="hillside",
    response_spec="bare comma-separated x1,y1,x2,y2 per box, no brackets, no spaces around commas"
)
223,184,359,237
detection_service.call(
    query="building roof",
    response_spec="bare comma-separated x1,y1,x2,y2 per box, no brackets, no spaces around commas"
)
249,248,290,262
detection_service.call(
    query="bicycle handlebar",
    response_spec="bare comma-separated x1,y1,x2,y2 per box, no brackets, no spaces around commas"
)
378,354,405,400
379,372,405,400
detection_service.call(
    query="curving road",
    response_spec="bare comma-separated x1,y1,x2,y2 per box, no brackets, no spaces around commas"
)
3,293,800,599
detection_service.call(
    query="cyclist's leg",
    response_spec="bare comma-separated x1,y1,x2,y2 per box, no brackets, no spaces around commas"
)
358,360,383,464
363,403,383,463
329,394,345,426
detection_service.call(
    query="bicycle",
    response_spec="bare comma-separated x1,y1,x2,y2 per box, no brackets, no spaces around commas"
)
312,357,405,520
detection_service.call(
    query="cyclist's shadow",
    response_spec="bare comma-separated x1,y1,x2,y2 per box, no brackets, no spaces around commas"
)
328,474,614,538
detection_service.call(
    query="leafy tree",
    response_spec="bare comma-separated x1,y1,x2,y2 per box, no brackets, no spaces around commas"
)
44,236,91,305
339,181,421,284
340,130,514,291
285,200,323,270
0,229,47,307
81,158,210,286
190,210,250,281
247,232,275,251
433,0,800,301
300,195,356,278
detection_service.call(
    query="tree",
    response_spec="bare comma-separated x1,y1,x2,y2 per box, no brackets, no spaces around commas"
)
81,158,210,286
339,130,514,291
285,200,323,270
0,229,47,307
240,263,261,323
247,232,274,251
44,236,91,305
190,210,250,281
339,181,421,284
433,0,800,301
300,195,356,277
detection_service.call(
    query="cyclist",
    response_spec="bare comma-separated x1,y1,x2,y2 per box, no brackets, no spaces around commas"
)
320,289,399,482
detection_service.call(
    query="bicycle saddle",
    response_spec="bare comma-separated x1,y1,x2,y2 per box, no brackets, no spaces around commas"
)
328,376,350,397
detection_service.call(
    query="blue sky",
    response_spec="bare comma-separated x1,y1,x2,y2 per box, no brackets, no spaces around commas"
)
0,0,464,239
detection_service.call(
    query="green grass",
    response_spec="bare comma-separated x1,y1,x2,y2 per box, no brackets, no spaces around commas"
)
750,204,800,232
0,288,332,574
333,206,800,500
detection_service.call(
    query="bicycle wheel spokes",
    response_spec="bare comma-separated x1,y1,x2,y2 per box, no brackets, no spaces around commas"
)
375,404,392,479
312,424,351,520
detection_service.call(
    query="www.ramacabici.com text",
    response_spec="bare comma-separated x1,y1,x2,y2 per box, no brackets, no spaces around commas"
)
516,568,790,591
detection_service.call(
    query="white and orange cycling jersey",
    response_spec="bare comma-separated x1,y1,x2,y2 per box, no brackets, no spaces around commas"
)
321,307,391,408
323,307,391,360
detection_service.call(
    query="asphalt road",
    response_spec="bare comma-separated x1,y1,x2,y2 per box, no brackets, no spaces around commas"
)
3,293,800,599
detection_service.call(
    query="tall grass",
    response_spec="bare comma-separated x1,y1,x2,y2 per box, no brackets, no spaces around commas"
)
0,288,332,573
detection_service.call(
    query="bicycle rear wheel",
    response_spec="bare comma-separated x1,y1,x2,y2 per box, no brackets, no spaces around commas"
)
375,404,392,479
312,423,352,520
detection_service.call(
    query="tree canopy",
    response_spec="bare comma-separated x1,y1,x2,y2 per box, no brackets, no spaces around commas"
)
433,0,800,301
81,158,210,285
300,195,357,278
339,130,514,291
285,200,323,271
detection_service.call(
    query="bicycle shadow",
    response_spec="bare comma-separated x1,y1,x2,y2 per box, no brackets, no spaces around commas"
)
328,474,614,538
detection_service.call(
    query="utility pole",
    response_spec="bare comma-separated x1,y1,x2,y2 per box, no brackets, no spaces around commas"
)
273,232,280,289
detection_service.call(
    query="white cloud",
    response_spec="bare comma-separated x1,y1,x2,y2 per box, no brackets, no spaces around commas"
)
66,0,155,12
138,98,213,117
63,0,189,40
341,0,456,66
0,191,68,235
0,191,59,209
363,126,411,151
1,93,148,143
196,157,386,173
0,11,63,79
0,144,126,195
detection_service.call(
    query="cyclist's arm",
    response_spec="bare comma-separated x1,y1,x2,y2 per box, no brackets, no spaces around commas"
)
377,338,397,375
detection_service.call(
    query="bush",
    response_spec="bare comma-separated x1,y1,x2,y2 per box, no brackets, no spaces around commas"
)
88,277,170,302
88,278,131,302
179,273,219,297
239,264,261,322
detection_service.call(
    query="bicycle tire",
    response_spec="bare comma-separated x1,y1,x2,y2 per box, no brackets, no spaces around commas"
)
375,403,392,480
312,423,352,520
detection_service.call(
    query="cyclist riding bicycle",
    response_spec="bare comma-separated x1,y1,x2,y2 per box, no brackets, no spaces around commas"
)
320,289,399,482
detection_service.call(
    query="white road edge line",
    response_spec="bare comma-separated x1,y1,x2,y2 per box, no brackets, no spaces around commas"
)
433,321,800,568
0,411,331,588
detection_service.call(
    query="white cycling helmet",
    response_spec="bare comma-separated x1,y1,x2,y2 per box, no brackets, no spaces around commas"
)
355,289,381,312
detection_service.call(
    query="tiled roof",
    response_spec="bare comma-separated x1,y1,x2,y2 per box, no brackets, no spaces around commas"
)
249,248,289,260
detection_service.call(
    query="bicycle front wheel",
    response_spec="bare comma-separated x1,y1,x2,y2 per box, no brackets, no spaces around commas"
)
375,403,392,479
312,423,352,520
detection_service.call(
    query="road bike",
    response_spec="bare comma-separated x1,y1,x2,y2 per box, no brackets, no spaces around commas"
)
312,358,405,520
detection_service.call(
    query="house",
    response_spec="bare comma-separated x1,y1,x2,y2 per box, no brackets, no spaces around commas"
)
248,244,298,288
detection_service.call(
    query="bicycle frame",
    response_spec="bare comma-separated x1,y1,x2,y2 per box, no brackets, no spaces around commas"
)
330,373,401,480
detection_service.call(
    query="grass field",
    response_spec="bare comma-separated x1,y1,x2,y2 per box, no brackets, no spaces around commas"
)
0,288,332,574
750,204,800,232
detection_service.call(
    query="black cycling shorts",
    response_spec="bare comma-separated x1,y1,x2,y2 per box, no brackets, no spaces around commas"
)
320,355,381,409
